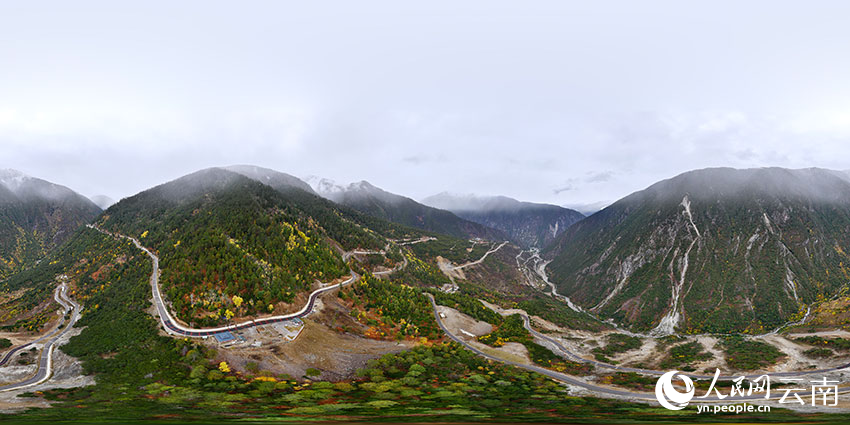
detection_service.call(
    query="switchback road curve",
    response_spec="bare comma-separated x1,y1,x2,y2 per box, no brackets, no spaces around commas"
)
427,293,850,403
87,225,357,338
0,282,81,392
520,314,850,381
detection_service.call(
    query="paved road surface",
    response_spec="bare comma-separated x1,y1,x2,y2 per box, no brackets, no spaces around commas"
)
427,293,850,403
88,225,358,338
451,241,509,271
521,314,850,381
0,282,81,392
78,224,850,403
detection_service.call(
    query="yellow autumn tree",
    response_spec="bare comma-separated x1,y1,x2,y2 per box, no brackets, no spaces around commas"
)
218,362,230,373
232,295,243,308
224,309,235,320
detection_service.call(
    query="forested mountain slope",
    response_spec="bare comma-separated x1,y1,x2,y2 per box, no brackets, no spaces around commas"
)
96,168,398,326
545,167,850,334
422,193,584,248
306,177,505,241
0,169,101,280
225,164,316,194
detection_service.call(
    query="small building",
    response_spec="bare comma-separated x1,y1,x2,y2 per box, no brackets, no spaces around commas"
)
213,332,236,344
271,319,304,341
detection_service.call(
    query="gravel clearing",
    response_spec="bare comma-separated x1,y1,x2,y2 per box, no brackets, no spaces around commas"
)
0,326,93,413
437,304,531,364
436,305,492,339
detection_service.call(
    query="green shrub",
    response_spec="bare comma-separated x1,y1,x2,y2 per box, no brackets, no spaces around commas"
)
721,336,784,370
802,347,833,359
592,333,642,358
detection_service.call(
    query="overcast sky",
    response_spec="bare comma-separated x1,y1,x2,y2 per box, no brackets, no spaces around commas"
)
3,1,850,207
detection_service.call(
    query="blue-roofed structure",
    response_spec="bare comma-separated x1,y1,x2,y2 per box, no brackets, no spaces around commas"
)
213,332,236,343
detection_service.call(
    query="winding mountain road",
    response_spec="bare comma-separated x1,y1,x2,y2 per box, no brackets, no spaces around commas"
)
523,248,584,312
0,281,81,392
451,241,509,271
520,314,850,381
78,224,850,403
427,294,850,403
393,236,436,246
373,253,408,277
87,225,357,338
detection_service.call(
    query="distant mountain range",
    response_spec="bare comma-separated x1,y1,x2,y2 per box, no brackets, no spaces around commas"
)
422,193,585,248
228,165,316,194
95,167,422,326
10,163,850,423
89,194,116,209
545,167,850,334
562,201,611,216
10,164,850,336
0,169,101,279
303,176,506,242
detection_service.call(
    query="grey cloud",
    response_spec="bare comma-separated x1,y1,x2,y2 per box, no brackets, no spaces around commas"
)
736,149,757,161
551,172,612,197
553,178,578,194
403,154,447,165
585,171,614,183
553,186,575,195
3,1,850,205
402,155,428,165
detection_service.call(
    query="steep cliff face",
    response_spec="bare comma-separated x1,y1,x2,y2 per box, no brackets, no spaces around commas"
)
545,168,850,334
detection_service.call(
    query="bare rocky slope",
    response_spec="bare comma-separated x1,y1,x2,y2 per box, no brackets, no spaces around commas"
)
544,167,850,334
